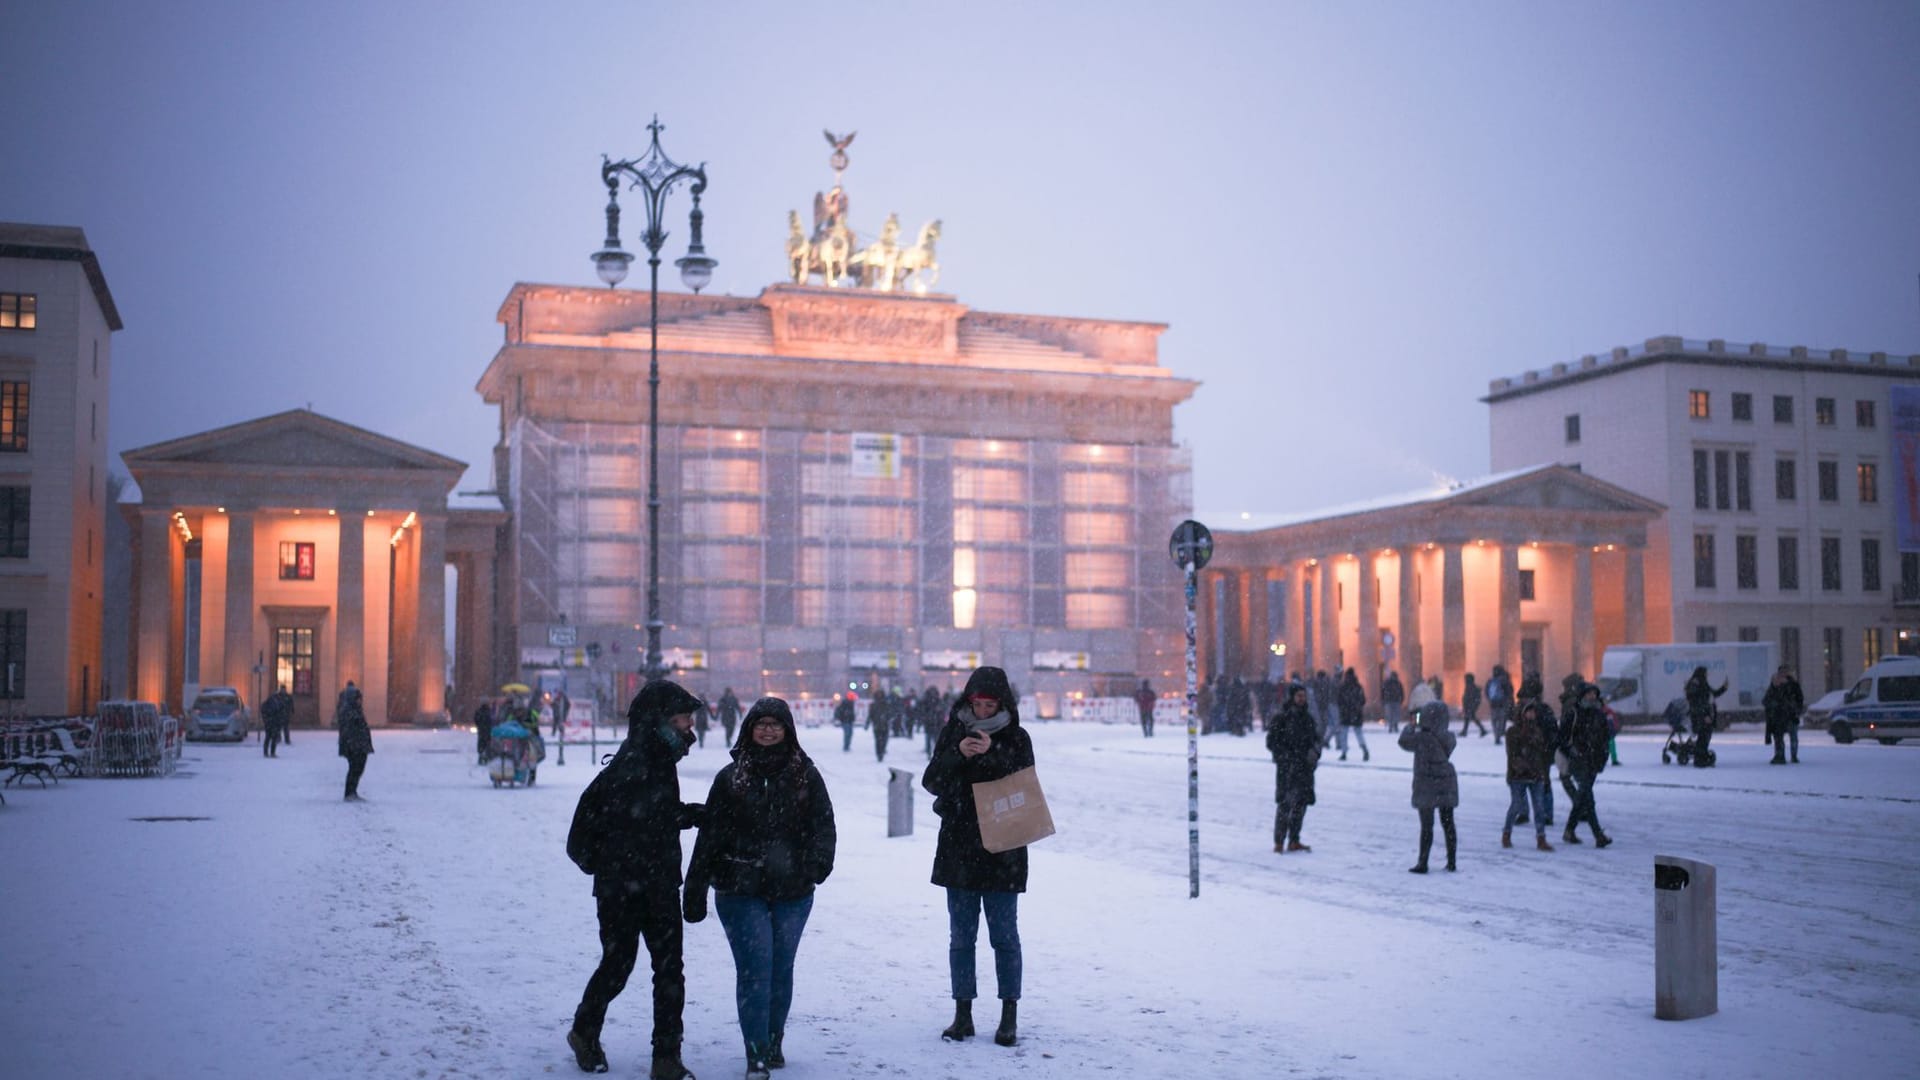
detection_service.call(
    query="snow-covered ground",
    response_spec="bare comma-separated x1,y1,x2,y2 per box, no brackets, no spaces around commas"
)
5,720,1917,1079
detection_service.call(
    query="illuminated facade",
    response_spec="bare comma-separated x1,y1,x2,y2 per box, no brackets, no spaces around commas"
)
478,283,1196,709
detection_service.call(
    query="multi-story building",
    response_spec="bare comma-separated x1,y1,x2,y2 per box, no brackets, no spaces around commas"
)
1486,335,1920,691
0,224,120,716
477,282,1197,712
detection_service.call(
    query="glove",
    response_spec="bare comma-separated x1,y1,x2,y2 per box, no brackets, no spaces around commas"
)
683,888,707,924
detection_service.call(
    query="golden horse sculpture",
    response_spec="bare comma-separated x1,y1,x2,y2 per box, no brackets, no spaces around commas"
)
892,219,941,293
787,211,940,292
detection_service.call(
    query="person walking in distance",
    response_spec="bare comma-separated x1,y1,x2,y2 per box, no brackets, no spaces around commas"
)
834,692,857,753
1764,666,1805,765
1134,679,1157,737
716,687,742,746
922,667,1034,1049
564,680,707,1078
1487,665,1514,744
1502,701,1554,851
1561,683,1614,848
1399,702,1459,873
684,697,836,1079
335,681,372,801
1512,673,1558,828
1266,682,1321,853
1336,667,1369,762
261,683,292,758
1380,671,1406,733
1458,673,1487,737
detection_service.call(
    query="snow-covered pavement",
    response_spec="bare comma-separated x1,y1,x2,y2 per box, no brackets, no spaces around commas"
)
4,721,1916,1079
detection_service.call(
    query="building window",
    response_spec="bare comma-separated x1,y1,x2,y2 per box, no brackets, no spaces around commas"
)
1858,462,1879,504
0,382,26,452
1773,395,1794,424
1714,450,1731,511
0,609,23,698
1902,552,1920,602
1775,456,1796,502
1815,397,1836,426
278,541,316,580
1781,626,1801,675
0,294,35,331
1693,532,1716,589
1823,627,1845,692
1518,568,1536,601
275,626,316,695
1735,451,1751,511
1693,450,1710,510
1778,535,1799,591
1818,460,1839,502
1821,536,1842,592
1731,392,1752,421
1696,626,1718,643
1735,534,1758,590
0,487,26,558
1864,627,1884,667
1862,537,1882,592
1857,400,1877,429
1688,390,1710,419
1738,626,1760,643
1564,414,1580,444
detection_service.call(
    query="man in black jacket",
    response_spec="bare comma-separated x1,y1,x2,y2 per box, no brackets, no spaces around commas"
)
1763,666,1805,765
565,680,706,1078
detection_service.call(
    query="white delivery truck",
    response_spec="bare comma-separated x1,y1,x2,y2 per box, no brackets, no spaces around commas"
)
1596,642,1777,726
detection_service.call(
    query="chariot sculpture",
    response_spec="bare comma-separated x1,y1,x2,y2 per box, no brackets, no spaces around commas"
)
787,130,941,293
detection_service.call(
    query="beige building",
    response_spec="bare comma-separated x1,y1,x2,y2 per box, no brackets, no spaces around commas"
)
478,282,1197,710
121,410,508,726
1202,465,1663,704
0,223,120,715
1487,335,1920,690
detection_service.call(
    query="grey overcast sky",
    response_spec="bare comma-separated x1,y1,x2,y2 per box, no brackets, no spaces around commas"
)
5,1,1917,516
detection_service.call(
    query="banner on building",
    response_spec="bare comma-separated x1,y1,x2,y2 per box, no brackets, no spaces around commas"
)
1031,650,1091,671
1894,386,1920,551
848,649,901,671
851,433,903,479
922,649,983,671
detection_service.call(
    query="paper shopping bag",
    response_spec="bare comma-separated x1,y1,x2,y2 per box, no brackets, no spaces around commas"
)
971,766,1056,853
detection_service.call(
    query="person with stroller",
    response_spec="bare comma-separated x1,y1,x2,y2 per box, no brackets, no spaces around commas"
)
684,697,837,1079
922,666,1034,1049
1764,666,1805,765
1684,665,1728,768
1399,701,1459,873
1562,683,1614,847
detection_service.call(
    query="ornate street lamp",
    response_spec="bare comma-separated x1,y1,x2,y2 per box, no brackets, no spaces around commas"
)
592,115,716,683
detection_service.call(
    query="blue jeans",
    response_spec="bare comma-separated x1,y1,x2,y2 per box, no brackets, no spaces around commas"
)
946,888,1021,1001
714,892,814,1051
1504,781,1548,835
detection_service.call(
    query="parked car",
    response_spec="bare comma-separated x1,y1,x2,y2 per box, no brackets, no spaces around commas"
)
185,688,251,742
1827,657,1920,746
1800,688,1846,730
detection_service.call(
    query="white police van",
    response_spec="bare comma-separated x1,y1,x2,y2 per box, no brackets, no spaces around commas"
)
1826,656,1920,746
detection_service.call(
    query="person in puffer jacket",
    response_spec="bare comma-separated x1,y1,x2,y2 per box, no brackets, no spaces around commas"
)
1398,702,1459,873
684,696,836,1079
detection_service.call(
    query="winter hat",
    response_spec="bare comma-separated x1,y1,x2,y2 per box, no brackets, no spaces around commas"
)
1518,673,1543,700
1417,702,1450,731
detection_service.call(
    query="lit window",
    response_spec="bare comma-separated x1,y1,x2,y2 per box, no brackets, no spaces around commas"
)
0,294,35,331
1688,390,1710,419
1859,462,1879,504
1066,593,1129,629
0,382,25,452
277,541,315,580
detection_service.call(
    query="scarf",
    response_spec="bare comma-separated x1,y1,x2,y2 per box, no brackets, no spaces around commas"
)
967,709,1012,736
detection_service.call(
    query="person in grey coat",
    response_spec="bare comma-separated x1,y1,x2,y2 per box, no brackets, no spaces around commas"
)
1398,702,1459,873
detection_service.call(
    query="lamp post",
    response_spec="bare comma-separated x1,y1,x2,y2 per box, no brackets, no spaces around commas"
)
592,115,716,686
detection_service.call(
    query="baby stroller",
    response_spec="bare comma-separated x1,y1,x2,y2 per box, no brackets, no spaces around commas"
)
1659,697,1715,766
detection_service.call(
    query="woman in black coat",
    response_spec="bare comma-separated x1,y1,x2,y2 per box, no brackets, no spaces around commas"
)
1684,666,1727,768
922,666,1033,1048
684,697,835,1078
1267,682,1320,852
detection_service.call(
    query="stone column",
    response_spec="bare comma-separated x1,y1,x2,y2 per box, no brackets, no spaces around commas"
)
222,510,256,694
1572,544,1596,677
1317,558,1339,673
135,509,175,703
1356,550,1380,704
1624,544,1646,645
1442,544,1466,687
1397,547,1421,682
1498,543,1522,677
416,513,448,722
337,511,365,689
456,547,496,721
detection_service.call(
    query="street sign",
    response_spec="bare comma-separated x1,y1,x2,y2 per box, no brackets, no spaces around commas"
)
1169,519,1214,570
548,625,578,647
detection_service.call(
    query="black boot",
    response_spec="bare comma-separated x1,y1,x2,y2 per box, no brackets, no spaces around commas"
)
649,1044,694,1080
745,1040,771,1080
994,1000,1018,1047
1409,832,1431,874
767,1032,785,1068
567,1028,609,1074
942,1000,974,1041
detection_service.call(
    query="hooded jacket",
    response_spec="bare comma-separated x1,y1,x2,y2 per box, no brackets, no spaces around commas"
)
685,697,836,903
921,667,1034,893
1564,684,1613,776
566,680,706,896
1266,688,1320,805
1504,701,1552,783
1398,702,1459,809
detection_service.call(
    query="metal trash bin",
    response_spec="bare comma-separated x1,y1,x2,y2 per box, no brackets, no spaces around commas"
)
1654,855,1717,1020
887,767,914,837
